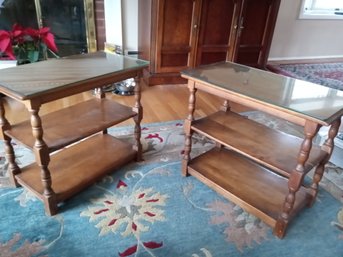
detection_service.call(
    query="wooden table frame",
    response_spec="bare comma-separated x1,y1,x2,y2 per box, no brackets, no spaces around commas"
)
0,52,148,215
181,65,342,238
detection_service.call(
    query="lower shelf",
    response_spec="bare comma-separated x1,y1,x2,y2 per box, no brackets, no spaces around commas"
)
16,134,136,203
188,147,310,227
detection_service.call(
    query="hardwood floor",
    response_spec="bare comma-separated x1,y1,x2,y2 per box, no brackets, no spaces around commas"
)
2,83,249,126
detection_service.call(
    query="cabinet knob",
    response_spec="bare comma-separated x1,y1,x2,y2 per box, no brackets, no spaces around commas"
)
239,17,245,30
193,24,198,29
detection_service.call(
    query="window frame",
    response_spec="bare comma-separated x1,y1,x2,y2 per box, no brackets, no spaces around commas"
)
299,0,343,20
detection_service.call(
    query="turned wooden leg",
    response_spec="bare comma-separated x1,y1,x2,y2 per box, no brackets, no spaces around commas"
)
216,100,231,150
309,118,341,206
94,87,108,134
220,100,230,112
182,81,197,176
94,87,105,99
133,74,143,161
4,135,21,187
29,106,57,216
0,98,21,187
183,121,194,176
275,120,320,238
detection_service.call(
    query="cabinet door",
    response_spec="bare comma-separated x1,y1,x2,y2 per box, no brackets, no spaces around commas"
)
195,0,240,66
234,0,280,68
155,0,199,73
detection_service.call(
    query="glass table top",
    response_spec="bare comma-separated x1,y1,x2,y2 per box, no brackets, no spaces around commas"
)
0,51,149,100
181,61,343,124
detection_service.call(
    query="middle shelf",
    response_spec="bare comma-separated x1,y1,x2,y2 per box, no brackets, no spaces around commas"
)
5,98,137,152
191,111,327,178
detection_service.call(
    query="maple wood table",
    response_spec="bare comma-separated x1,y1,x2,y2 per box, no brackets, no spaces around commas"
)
0,51,149,215
181,62,343,238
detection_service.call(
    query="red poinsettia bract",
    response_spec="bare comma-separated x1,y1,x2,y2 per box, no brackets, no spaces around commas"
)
0,24,58,60
25,26,58,53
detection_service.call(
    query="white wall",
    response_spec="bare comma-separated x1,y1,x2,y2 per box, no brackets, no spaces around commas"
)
0,60,16,69
269,0,343,60
122,0,138,52
104,0,123,47
104,0,138,53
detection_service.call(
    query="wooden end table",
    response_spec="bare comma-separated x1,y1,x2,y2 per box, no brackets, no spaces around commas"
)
181,62,343,238
0,51,149,215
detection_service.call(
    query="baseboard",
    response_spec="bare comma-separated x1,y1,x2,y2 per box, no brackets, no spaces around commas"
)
268,55,343,64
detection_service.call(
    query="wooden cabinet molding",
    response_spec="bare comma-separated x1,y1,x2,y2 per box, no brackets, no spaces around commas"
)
138,0,280,86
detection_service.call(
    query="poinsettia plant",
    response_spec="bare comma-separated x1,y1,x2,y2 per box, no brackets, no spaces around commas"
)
0,24,58,63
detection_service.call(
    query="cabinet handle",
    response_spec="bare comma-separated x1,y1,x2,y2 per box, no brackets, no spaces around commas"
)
234,24,238,29
193,24,198,29
239,17,244,30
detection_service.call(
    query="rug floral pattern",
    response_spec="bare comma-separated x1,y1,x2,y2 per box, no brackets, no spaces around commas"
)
0,117,342,256
268,62,343,91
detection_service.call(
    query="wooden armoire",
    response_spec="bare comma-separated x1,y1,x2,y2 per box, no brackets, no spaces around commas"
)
138,0,281,86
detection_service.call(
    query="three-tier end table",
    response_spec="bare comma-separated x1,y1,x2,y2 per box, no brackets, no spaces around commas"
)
181,62,343,238
0,51,149,216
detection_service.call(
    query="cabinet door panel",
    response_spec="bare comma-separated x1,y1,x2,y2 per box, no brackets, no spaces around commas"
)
155,0,196,73
235,51,260,65
195,0,239,66
161,53,189,67
200,53,228,65
235,0,280,68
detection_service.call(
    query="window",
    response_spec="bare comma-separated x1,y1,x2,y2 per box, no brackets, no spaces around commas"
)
299,0,343,19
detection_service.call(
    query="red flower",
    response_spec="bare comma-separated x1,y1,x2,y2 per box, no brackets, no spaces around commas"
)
145,133,163,143
25,26,58,53
0,30,14,59
0,23,58,61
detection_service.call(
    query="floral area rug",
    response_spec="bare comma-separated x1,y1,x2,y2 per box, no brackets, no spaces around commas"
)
267,62,343,91
0,118,342,257
243,111,343,203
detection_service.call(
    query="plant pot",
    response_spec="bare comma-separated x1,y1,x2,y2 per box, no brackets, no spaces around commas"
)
16,50,40,65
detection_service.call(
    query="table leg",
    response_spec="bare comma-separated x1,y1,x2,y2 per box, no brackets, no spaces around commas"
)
29,106,57,216
94,87,108,134
220,100,230,112
133,74,143,161
309,117,341,206
275,120,320,238
182,81,197,176
0,98,21,187
216,100,231,148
